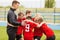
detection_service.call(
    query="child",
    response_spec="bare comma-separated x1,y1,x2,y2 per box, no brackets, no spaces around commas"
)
34,16,43,40
34,17,55,40
25,10,32,17
22,16,41,40
16,12,25,40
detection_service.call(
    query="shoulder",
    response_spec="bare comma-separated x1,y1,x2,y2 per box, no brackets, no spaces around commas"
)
8,10,14,16
8,10,14,14
32,18,35,21
42,22,47,26
22,17,26,20
39,22,46,26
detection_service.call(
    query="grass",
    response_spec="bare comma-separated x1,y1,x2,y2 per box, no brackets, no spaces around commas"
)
0,26,8,40
0,26,60,40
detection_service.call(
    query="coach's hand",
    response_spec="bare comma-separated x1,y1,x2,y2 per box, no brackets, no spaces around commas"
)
21,21,26,26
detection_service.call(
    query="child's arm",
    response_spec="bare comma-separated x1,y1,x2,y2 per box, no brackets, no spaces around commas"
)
21,20,45,27
37,22,45,27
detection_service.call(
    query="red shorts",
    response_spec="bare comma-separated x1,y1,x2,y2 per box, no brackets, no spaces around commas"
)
23,33,33,40
24,37,33,40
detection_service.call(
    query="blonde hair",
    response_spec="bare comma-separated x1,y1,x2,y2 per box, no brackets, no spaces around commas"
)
34,13,43,20
34,13,44,23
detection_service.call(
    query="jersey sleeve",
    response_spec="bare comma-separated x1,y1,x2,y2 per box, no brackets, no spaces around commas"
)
17,18,21,22
32,22,37,27
22,18,26,20
32,18,35,21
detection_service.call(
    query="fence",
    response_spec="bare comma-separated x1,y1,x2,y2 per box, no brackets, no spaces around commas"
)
0,7,60,24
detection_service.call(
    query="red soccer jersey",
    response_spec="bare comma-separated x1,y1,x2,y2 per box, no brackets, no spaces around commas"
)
34,23,54,38
23,21,37,40
33,17,43,37
16,18,26,35
32,18,35,21
34,27,43,37
41,23,54,38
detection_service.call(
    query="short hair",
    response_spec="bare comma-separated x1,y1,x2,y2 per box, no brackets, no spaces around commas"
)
26,16,32,20
18,12,24,16
26,10,31,15
12,1,20,6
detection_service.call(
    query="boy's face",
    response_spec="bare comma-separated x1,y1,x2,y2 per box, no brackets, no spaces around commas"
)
34,20,41,24
34,19,39,23
34,18,38,23
34,18,41,24
27,18,32,20
18,14,24,19
26,13,31,17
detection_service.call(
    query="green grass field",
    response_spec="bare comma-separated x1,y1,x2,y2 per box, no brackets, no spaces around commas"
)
0,26,60,40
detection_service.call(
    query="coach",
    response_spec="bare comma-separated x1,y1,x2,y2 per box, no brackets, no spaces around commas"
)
7,1,21,40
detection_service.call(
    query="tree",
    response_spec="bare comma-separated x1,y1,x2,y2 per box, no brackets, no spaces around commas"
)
45,0,55,8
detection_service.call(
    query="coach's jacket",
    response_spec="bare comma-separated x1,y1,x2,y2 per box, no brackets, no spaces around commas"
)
7,8,21,27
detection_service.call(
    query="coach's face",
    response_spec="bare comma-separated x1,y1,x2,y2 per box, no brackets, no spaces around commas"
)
13,3,19,9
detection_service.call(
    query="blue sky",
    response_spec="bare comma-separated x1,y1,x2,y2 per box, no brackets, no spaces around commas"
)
0,0,60,8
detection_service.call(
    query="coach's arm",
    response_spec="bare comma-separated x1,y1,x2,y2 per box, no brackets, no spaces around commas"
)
8,12,21,26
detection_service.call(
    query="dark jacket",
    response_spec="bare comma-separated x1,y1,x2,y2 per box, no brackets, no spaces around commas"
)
7,8,21,27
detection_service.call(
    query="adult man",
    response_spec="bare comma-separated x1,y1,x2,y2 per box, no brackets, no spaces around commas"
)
7,1,22,40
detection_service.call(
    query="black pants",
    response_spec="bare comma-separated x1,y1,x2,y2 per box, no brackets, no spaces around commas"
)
7,26,17,40
46,35,55,40
16,34,22,40
34,36,41,40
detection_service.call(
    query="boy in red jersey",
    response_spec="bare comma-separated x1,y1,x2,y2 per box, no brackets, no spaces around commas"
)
22,16,41,40
33,14,43,40
16,12,25,40
34,17,55,40
25,10,36,21
34,27,43,40
34,16,43,40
